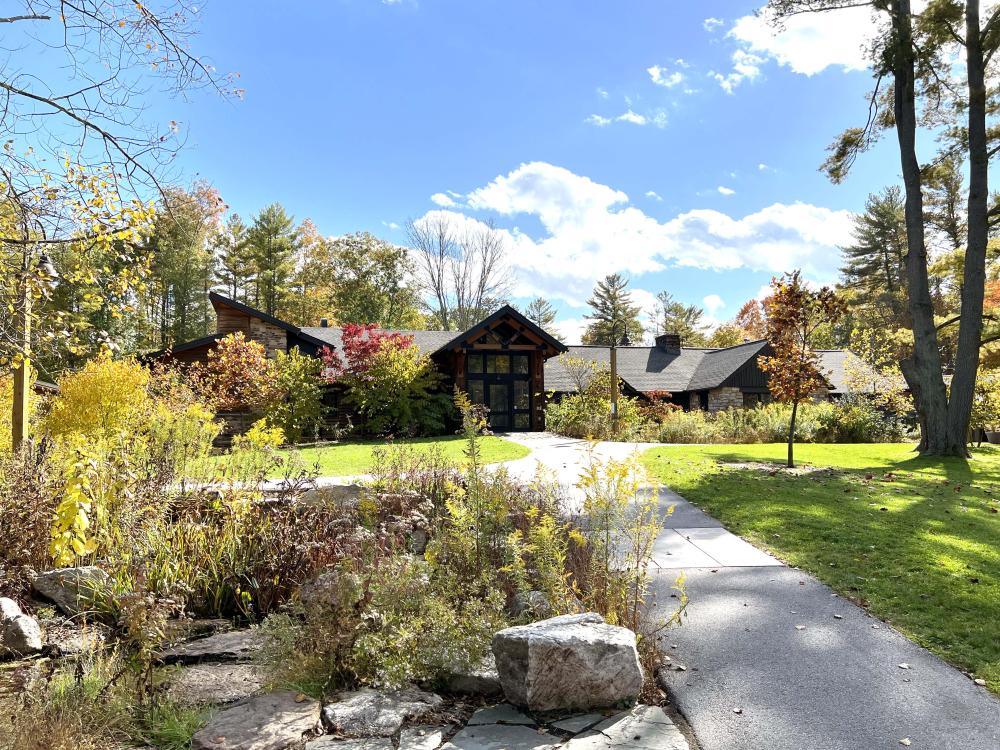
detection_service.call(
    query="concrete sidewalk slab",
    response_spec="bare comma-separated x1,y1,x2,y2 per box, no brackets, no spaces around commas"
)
653,529,721,569
674,527,781,567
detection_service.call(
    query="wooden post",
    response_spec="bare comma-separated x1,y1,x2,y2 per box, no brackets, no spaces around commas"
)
610,342,618,435
11,272,31,452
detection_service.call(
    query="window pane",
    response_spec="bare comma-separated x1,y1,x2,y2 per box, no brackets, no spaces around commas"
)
488,355,510,374
514,380,529,410
514,355,530,374
491,412,510,429
469,380,484,405
468,354,483,374
489,383,508,414
514,413,530,429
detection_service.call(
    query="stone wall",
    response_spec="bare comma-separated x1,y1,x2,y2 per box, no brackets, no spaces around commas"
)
707,387,742,412
248,318,287,358
688,392,701,411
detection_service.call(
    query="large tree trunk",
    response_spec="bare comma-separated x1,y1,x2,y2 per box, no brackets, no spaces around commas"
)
892,0,950,453
946,0,989,456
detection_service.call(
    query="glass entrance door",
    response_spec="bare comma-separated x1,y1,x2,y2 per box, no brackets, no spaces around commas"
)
465,352,532,431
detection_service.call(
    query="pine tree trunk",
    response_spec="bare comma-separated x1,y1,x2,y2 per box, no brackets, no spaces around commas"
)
945,0,987,457
892,0,950,454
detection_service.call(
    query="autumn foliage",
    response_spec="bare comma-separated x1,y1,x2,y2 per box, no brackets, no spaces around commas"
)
759,271,847,467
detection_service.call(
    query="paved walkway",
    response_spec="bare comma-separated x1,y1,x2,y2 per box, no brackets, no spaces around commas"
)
498,433,1000,750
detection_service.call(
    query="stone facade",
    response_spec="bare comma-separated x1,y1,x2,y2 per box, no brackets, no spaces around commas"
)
248,317,287,358
707,386,742,412
688,392,701,411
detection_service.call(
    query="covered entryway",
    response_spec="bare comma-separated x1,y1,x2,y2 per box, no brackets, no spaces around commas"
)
436,305,567,431
465,352,533,430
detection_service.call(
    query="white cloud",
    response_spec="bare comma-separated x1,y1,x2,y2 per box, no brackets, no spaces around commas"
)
758,162,771,171
552,317,589,346
381,220,400,230
616,110,647,125
426,162,854,306
585,113,612,126
710,48,764,93
647,64,685,88
645,190,663,202
729,5,876,77
703,294,725,316
430,192,458,207
703,17,724,32
756,284,773,301
596,87,609,99
717,186,735,196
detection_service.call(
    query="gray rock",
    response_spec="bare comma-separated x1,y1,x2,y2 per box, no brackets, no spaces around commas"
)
467,704,534,726
191,690,321,750
492,613,643,712
511,591,553,621
1,615,43,657
443,654,502,697
32,566,110,616
549,714,605,734
159,629,262,665
298,570,364,614
442,724,559,750
399,726,451,750
162,618,234,643
399,725,449,750
562,706,687,750
165,663,265,706
321,687,443,737
409,529,429,555
299,484,363,508
0,597,22,623
43,622,107,656
306,740,393,750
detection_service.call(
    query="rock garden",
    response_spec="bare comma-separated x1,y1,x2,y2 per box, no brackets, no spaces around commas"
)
0,394,687,750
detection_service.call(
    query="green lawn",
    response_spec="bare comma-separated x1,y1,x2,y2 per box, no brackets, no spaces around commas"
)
640,442,1000,694
275,435,530,477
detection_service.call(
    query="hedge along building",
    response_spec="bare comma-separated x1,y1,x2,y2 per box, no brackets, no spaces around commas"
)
155,293,858,433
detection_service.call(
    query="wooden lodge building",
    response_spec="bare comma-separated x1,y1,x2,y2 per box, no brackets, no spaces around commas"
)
156,293,857,433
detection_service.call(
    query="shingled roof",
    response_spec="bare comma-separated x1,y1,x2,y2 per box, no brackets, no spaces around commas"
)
300,326,456,356
544,340,859,396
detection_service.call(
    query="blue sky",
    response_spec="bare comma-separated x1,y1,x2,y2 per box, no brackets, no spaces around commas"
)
159,0,901,342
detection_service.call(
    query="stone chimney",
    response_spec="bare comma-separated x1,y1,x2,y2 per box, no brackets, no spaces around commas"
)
655,333,681,354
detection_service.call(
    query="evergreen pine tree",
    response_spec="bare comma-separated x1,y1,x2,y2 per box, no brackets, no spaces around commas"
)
523,297,560,336
840,186,908,325
248,203,298,315
653,292,708,345
581,274,644,345
214,213,253,302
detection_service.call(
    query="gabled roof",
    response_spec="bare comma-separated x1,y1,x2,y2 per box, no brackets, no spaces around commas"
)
144,332,226,361
687,340,769,391
438,304,568,355
304,305,569,359
209,293,331,350
545,339,860,395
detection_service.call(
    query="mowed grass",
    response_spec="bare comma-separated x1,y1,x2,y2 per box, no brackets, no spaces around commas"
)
275,434,530,477
640,442,1000,694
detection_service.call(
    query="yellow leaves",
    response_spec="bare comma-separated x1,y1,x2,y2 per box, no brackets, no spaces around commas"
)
50,447,100,566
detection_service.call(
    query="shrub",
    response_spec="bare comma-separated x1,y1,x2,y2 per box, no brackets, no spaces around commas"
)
653,399,910,444
188,332,279,413
545,357,649,440
266,347,324,443
322,325,452,436
43,353,151,440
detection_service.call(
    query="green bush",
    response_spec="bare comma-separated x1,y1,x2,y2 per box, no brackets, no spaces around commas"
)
544,359,649,440
654,399,909,444
265,347,324,444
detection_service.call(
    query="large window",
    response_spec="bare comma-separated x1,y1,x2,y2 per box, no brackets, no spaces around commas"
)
466,353,532,431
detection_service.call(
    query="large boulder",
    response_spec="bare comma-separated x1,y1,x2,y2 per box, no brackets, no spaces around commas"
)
0,597,22,623
321,687,443,737
491,613,643,712
191,690,321,750
2,614,43,658
32,566,110,616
